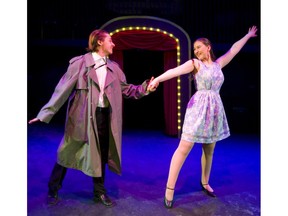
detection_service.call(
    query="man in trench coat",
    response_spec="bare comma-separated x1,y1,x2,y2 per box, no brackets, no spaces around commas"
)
29,29,155,207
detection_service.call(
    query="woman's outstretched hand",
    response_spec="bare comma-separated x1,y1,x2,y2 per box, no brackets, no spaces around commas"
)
247,26,258,38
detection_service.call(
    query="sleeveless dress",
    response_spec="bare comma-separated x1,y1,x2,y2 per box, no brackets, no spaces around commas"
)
181,61,230,143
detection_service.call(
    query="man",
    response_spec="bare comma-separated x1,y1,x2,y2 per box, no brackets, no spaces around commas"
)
29,29,154,207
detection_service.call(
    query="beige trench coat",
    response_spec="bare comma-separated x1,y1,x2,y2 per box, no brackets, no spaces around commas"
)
37,52,149,177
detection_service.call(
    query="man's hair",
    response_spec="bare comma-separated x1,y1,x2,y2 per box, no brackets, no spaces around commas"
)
86,29,109,52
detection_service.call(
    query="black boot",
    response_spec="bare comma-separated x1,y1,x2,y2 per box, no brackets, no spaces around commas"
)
47,188,59,205
47,163,67,205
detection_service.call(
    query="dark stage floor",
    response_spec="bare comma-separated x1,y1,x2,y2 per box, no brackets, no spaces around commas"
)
28,124,260,216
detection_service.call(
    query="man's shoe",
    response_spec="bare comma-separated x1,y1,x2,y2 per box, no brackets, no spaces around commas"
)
47,193,59,205
94,194,114,207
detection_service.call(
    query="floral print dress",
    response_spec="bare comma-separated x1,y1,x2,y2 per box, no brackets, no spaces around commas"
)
181,61,230,143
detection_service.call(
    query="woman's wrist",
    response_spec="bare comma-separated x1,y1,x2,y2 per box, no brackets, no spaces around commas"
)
154,77,160,83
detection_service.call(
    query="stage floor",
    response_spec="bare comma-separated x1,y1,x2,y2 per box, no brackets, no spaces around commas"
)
28,124,260,216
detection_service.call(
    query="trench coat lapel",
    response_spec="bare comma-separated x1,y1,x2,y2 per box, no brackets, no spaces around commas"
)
104,66,116,89
85,54,116,90
84,52,100,87
87,67,100,87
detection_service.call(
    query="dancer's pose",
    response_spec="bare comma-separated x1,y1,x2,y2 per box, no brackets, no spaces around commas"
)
148,26,258,208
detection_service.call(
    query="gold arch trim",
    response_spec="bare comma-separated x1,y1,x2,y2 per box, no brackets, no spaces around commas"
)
106,22,187,135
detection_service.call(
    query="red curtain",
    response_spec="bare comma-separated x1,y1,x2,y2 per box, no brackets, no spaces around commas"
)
163,51,178,135
112,30,177,51
110,50,124,70
110,30,178,136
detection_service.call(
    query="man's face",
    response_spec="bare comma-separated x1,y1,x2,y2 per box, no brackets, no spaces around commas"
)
100,34,115,55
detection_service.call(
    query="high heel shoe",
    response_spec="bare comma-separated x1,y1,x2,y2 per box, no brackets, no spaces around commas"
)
200,181,216,197
164,186,174,208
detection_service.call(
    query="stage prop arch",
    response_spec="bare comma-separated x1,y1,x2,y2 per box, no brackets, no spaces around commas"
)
101,16,191,137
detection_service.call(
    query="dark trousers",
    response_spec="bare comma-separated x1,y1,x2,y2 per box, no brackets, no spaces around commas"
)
48,107,110,196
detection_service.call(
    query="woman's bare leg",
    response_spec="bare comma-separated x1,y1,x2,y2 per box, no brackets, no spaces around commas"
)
165,139,195,201
201,142,216,192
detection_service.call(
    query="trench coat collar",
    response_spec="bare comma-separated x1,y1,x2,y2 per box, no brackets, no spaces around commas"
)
85,52,116,88
84,52,97,68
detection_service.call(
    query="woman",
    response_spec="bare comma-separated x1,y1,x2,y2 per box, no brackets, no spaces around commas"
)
148,26,258,208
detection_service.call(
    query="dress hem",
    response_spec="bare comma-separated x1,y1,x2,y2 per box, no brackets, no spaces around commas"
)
181,132,230,144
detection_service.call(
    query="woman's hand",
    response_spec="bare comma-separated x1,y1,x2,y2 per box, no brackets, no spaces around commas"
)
147,77,159,92
247,26,258,38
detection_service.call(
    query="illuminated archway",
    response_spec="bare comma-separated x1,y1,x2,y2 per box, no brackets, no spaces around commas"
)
101,16,191,137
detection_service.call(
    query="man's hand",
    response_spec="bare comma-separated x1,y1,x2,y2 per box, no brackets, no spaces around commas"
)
147,77,159,92
28,118,40,124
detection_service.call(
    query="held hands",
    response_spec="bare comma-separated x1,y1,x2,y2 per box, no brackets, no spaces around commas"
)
147,77,159,93
247,26,258,38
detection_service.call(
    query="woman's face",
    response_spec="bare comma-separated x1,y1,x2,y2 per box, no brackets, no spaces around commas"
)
193,41,210,61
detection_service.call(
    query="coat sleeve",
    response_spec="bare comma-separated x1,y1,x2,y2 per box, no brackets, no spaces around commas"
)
36,57,82,123
121,79,150,99
111,62,150,99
